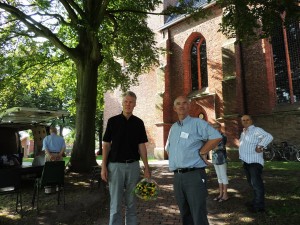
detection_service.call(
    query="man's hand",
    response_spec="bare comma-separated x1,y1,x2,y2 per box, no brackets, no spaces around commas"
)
101,165,108,182
255,146,264,153
201,154,213,166
50,154,56,161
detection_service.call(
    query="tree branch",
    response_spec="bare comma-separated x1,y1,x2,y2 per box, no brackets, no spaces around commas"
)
34,12,71,26
95,0,110,26
59,0,82,25
0,2,78,62
107,8,171,16
106,13,119,39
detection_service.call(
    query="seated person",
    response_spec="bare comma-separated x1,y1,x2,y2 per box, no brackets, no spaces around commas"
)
32,151,46,166
0,154,21,167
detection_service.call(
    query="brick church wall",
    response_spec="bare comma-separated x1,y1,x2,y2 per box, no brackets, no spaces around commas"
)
103,1,300,159
103,4,167,157
103,69,158,157
167,6,226,108
242,40,276,115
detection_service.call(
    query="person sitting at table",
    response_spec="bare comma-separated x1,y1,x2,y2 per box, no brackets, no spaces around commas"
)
42,126,66,162
32,151,46,166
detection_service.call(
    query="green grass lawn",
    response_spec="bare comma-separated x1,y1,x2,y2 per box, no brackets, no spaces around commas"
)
22,158,33,163
223,160,300,170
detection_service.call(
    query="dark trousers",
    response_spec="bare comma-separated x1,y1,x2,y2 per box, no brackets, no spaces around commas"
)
173,169,209,225
243,162,265,209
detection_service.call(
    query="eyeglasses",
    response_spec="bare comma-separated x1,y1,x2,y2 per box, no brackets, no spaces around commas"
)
242,119,251,121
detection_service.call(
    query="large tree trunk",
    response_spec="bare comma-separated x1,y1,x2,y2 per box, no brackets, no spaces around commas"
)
70,59,99,172
97,112,104,155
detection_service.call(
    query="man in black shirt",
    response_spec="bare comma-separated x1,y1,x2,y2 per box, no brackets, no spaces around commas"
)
101,91,151,225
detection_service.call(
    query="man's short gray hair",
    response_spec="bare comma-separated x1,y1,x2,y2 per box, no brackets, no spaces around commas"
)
122,91,137,99
173,96,190,106
49,126,57,134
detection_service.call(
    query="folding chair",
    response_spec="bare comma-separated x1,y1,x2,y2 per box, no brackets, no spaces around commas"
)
32,161,65,213
0,168,22,213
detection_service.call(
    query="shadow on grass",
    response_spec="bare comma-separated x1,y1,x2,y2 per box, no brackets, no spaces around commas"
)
206,161,300,225
0,171,109,225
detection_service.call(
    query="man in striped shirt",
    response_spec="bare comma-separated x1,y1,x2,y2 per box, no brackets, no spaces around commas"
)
239,115,273,213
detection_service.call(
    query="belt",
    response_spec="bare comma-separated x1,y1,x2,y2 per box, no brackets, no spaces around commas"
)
173,167,205,174
115,159,138,163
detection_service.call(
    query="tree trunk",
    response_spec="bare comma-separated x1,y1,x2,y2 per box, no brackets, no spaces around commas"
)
70,59,99,172
98,112,103,155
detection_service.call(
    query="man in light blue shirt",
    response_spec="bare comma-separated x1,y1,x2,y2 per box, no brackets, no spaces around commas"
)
165,96,222,225
42,126,66,161
239,115,273,213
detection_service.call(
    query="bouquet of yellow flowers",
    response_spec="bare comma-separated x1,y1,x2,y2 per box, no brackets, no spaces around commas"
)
133,178,159,201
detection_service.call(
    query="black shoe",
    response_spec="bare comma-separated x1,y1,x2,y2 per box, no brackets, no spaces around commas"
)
244,202,253,208
248,207,265,213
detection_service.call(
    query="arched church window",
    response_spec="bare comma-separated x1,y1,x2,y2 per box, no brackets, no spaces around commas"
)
190,37,208,90
272,20,300,104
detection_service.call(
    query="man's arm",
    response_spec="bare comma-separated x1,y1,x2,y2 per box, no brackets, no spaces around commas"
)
58,138,66,158
199,138,222,156
165,129,171,154
101,141,111,182
198,138,222,165
138,143,151,178
256,128,273,153
43,136,54,161
198,122,222,162
58,146,66,159
258,129,273,147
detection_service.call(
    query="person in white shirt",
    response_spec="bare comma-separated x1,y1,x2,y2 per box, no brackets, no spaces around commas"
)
239,115,273,213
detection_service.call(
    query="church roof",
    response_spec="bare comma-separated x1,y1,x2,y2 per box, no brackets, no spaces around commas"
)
158,0,215,31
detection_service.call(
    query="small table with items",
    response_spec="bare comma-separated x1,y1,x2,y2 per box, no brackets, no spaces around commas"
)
20,164,44,178
0,164,43,179
1,154,43,179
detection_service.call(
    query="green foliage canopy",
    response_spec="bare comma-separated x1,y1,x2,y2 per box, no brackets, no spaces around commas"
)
0,0,164,171
217,0,300,41
0,0,299,171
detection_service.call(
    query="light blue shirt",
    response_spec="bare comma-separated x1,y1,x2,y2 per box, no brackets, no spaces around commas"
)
165,115,222,171
42,134,66,153
239,125,273,166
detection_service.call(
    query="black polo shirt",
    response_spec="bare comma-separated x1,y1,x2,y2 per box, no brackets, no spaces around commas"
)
103,113,148,162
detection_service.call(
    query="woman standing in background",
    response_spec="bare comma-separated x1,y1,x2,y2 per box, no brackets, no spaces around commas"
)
212,123,229,202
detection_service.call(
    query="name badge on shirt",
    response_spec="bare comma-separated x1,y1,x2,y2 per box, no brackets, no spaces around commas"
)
180,132,189,139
